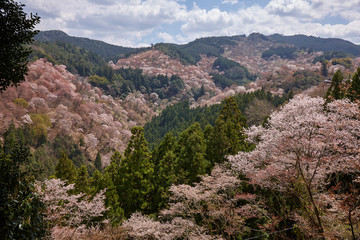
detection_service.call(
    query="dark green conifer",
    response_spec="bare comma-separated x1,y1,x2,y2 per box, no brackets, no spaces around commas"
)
55,153,77,183
207,96,248,165
150,132,176,211
115,127,154,217
75,165,89,193
175,122,208,184
348,67,360,101
94,152,102,172
325,70,345,102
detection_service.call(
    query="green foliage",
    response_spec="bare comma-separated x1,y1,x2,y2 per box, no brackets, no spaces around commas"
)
29,40,185,99
75,165,90,193
348,67,360,101
313,51,350,63
101,151,125,224
321,61,328,77
269,34,360,56
13,98,29,108
34,30,141,61
150,133,177,211
88,75,111,90
115,127,154,217
0,0,40,92
325,70,345,102
55,153,77,183
0,123,48,239
192,85,205,100
154,43,198,65
332,57,352,69
262,46,297,59
29,40,106,76
175,123,209,184
155,36,239,65
144,89,292,149
206,96,249,165
28,113,51,146
94,152,102,172
211,56,256,89
284,70,322,93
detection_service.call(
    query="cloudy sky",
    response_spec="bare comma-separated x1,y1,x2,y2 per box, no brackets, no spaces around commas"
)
23,0,360,47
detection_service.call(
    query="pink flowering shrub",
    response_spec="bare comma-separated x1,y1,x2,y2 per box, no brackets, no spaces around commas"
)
38,178,108,239
124,165,273,239
229,95,360,238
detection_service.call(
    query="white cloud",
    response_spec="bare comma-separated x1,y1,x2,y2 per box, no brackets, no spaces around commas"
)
157,32,175,43
222,0,238,5
24,0,360,46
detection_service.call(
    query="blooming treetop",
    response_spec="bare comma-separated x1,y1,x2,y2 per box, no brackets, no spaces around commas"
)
229,95,360,190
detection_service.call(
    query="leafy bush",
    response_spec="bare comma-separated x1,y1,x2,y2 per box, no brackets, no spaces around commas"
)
13,98,29,108
332,57,352,68
262,46,297,59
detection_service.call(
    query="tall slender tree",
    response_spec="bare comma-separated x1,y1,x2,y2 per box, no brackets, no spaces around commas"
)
348,67,360,101
94,152,102,172
325,70,345,102
175,123,208,184
207,96,248,165
115,127,154,217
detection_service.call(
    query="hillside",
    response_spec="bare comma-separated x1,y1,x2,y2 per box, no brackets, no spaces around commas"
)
3,26,360,239
34,30,142,60
269,33,360,56
0,59,158,170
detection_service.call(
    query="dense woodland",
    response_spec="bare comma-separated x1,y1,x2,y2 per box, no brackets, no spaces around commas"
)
2,3,360,238
1,66,360,239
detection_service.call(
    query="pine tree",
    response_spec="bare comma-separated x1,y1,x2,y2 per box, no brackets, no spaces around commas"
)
0,123,47,239
75,165,90,193
207,96,248,165
348,67,360,101
325,70,345,102
115,127,154,217
321,60,328,77
94,152,102,172
150,132,177,211
175,122,208,184
55,153,77,183
102,151,124,224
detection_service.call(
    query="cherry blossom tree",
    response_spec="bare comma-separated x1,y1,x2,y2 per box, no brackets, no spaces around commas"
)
229,95,360,238
124,165,274,239
38,178,108,239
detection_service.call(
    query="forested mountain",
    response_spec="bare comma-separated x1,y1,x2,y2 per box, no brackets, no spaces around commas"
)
269,33,360,56
2,24,360,239
34,30,143,60
144,89,293,149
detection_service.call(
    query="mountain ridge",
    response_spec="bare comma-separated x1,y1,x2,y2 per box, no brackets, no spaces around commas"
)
35,30,360,60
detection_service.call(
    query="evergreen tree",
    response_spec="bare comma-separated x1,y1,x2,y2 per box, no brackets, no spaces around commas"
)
175,122,209,184
348,67,360,101
207,96,248,165
321,60,328,77
0,0,40,92
75,165,90,193
115,127,154,217
102,151,124,224
150,132,177,211
325,70,345,102
0,124,47,239
94,152,102,172
55,153,77,183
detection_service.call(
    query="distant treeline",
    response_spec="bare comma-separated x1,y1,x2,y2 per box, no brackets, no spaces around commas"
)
144,89,293,149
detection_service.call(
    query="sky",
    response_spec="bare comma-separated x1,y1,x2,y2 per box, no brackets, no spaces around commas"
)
23,0,360,48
